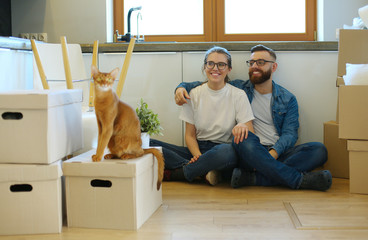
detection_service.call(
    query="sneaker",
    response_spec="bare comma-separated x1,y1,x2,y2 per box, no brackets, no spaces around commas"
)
231,168,256,188
205,170,221,186
299,170,332,191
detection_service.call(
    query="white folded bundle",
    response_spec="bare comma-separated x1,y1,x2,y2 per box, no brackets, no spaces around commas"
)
343,63,368,85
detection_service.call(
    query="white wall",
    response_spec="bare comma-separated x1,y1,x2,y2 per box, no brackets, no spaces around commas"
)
97,52,183,146
11,0,113,43
318,0,368,41
275,51,338,144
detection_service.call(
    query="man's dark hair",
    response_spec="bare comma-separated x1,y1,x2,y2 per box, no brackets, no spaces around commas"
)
250,44,277,60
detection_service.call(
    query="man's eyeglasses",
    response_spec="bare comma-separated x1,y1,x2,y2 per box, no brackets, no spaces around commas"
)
246,59,275,67
205,61,228,70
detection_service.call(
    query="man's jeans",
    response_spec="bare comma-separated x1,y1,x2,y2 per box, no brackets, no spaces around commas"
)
150,139,237,182
232,132,327,189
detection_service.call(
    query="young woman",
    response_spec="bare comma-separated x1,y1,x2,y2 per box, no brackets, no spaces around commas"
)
150,46,254,185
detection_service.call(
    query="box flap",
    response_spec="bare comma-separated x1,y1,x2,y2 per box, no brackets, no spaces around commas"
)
63,149,154,178
0,160,62,183
324,120,338,126
0,89,82,109
347,140,368,152
338,29,368,77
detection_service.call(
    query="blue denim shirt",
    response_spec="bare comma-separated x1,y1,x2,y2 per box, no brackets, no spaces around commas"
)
178,79,299,156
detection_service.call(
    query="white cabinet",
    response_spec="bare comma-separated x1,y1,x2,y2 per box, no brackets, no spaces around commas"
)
98,52,183,146
0,49,33,91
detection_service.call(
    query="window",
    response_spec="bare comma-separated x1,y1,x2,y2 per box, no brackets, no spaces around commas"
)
114,0,316,42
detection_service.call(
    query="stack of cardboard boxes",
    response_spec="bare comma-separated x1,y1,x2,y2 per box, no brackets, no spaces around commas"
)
324,29,368,194
0,88,162,234
0,89,83,235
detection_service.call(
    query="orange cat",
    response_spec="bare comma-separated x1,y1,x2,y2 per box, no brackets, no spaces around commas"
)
91,65,164,190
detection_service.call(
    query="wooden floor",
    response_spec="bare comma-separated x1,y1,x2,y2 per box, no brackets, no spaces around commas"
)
2,178,368,240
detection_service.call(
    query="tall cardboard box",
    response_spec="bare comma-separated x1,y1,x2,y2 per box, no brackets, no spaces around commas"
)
0,89,83,164
336,29,368,139
347,140,368,194
338,86,368,139
323,121,349,178
63,149,162,230
0,161,63,235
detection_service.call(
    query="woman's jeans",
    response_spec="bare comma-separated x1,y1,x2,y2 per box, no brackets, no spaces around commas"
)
232,132,328,189
150,139,237,182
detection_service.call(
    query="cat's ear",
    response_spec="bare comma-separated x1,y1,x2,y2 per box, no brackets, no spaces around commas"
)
110,68,119,80
91,65,99,76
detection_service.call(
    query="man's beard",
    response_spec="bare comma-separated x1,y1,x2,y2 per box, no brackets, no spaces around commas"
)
249,67,272,85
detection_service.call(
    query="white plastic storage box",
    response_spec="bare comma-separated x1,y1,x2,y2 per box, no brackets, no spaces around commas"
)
0,89,83,164
63,149,162,230
0,161,63,235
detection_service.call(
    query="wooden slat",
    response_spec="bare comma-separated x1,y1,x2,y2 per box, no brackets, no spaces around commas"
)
116,38,135,98
89,40,99,108
31,39,49,89
60,36,73,89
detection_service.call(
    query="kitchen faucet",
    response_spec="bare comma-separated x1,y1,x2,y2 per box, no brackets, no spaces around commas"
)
136,11,144,42
115,6,142,42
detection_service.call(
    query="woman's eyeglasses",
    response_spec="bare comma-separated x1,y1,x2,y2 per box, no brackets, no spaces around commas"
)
205,61,228,70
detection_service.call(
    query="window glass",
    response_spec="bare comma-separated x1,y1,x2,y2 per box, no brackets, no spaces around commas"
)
123,0,204,36
224,0,306,34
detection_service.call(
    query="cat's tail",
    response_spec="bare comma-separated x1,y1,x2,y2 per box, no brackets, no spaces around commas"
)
143,148,165,190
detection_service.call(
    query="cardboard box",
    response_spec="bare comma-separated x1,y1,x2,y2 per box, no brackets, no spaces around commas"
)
0,161,62,235
336,29,368,138
63,149,162,230
337,29,368,80
338,86,368,139
347,140,368,194
323,121,349,178
0,89,83,164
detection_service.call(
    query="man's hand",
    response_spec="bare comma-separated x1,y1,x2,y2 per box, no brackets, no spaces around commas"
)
232,123,249,144
175,87,190,105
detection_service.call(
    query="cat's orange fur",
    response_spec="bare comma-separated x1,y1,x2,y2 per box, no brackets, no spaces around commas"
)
91,65,165,190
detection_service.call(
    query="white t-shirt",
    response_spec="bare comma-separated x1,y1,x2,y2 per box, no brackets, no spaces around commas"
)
180,83,254,143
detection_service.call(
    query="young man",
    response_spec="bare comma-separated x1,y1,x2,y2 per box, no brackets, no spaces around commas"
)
175,44,332,191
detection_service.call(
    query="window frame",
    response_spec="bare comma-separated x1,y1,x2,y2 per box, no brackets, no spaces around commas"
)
113,0,316,42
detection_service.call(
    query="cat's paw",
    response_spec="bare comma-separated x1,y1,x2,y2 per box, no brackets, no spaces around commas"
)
92,155,101,162
104,154,116,159
120,154,132,159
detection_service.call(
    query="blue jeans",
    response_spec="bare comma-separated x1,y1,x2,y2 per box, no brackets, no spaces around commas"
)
150,139,237,182
232,132,327,189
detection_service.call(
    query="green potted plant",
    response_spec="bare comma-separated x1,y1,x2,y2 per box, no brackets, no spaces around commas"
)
136,98,163,147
